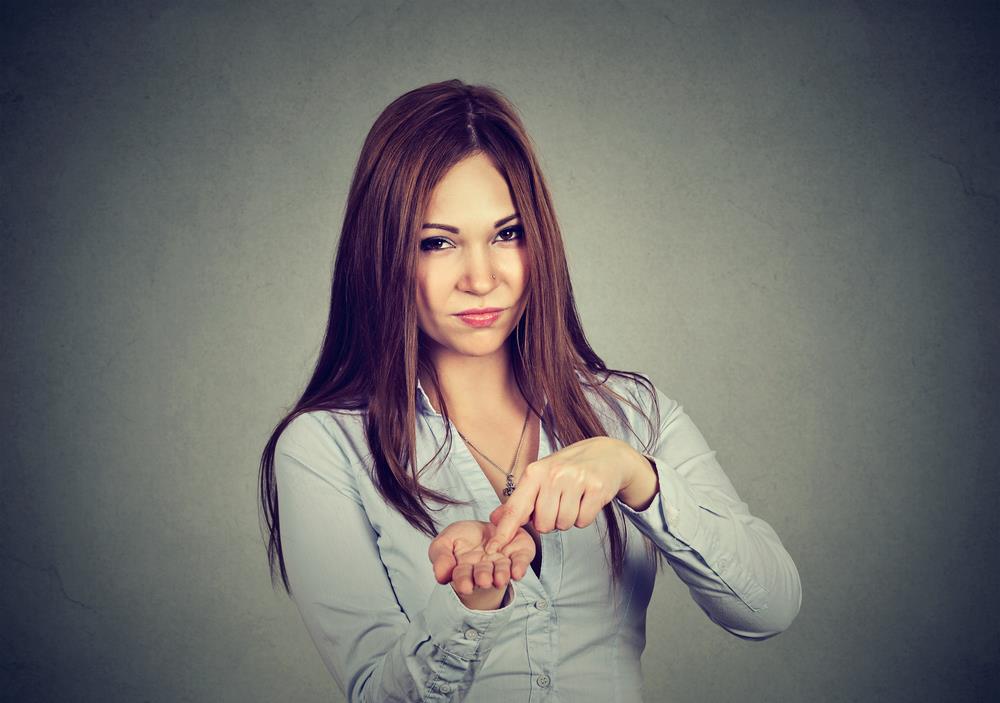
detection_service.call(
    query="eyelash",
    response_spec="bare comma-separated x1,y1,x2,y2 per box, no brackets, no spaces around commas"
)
420,226,524,252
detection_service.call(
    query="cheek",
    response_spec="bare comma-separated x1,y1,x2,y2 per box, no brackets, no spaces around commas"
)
513,252,529,289
415,270,445,312
413,270,428,311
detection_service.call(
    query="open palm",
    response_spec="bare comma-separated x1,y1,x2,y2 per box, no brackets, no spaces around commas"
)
428,519,536,597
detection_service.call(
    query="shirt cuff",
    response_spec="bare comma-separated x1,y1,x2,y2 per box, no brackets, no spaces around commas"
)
420,580,517,664
615,452,704,551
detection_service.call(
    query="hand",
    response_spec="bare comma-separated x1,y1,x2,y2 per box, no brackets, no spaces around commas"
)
428,520,536,609
485,437,640,554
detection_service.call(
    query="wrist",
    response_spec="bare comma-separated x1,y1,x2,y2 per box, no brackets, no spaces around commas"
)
453,582,510,611
616,446,659,512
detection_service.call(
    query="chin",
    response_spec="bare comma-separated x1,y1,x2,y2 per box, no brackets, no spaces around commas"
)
451,337,507,356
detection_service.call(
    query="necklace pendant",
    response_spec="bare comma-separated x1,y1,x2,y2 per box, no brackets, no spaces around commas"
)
503,476,516,496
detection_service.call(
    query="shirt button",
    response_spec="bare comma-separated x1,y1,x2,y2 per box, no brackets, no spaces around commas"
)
534,599,549,610
536,674,551,687
437,682,452,693
464,628,480,640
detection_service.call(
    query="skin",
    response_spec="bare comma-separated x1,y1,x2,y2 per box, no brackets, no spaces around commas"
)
486,438,660,555
428,520,536,611
414,151,529,418
418,153,660,610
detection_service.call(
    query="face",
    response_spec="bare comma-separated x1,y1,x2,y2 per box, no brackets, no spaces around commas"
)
415,152,529,359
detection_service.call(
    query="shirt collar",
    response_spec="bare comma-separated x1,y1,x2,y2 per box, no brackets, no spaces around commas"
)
415,376,438,417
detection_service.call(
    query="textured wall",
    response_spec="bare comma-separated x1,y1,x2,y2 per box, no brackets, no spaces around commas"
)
2,1,997,701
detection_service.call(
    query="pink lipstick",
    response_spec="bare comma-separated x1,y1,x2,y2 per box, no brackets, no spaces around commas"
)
454,308,505,327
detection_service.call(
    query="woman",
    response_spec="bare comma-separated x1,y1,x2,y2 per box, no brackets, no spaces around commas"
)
258,79,802,702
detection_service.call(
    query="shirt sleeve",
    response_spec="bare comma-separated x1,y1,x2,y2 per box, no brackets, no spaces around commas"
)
613,385,803,641
274,413,518,702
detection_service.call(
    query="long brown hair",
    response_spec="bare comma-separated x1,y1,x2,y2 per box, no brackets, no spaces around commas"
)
258,79,665,598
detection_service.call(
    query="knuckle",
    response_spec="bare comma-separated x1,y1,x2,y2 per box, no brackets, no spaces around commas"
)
553,465,583,486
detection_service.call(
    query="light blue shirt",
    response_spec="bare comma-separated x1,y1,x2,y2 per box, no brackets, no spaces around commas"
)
274,374,801,702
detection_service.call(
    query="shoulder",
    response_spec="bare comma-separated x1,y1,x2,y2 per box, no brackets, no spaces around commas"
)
277,407,363,452
274,409,370,491
579,369,665,410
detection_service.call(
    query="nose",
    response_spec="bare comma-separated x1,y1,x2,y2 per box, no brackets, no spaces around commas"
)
458,247,499,294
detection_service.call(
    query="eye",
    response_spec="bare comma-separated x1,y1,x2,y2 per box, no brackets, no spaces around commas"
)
496,226,524,243
418,226,523,252
420,237,452,252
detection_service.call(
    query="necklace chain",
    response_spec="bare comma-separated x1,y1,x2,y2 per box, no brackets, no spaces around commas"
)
456,405,532,496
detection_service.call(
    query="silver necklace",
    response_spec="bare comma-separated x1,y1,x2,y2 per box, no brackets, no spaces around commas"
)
456,405,532,497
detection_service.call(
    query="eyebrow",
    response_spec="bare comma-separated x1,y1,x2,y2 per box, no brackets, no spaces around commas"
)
421,213,520,234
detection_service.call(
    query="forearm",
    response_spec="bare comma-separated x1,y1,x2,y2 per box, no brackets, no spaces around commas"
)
615,444,802,639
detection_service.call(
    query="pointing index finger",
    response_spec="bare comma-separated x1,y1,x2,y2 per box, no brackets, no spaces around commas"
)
486,483,535,554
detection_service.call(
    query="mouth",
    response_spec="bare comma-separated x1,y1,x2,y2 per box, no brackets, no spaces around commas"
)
454,307,505,316
454,309,505,327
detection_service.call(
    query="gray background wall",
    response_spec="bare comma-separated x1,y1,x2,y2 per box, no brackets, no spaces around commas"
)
3,1,997,701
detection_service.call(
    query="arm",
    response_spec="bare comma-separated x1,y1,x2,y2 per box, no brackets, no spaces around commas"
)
275,414,517,702
613,386,803,640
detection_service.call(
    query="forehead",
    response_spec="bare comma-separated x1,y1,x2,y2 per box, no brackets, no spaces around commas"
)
424,153,516,220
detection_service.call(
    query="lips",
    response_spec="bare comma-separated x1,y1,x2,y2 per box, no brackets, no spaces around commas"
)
455,308,504,327
454,307,505,316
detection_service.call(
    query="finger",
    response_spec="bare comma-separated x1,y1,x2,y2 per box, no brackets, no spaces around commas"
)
489,503,505,527
532,478,560,533
555,483,585,531
452,563,474,595
575,486,607,528
486,479,538,553
473,560,494,589
492,556,512,589
499,531,537,580
486,504,523,555
499,539,530,578
428,539,458,583
507,548,533,581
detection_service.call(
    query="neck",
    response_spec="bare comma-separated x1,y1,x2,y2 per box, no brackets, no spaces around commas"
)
419,342,522,417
